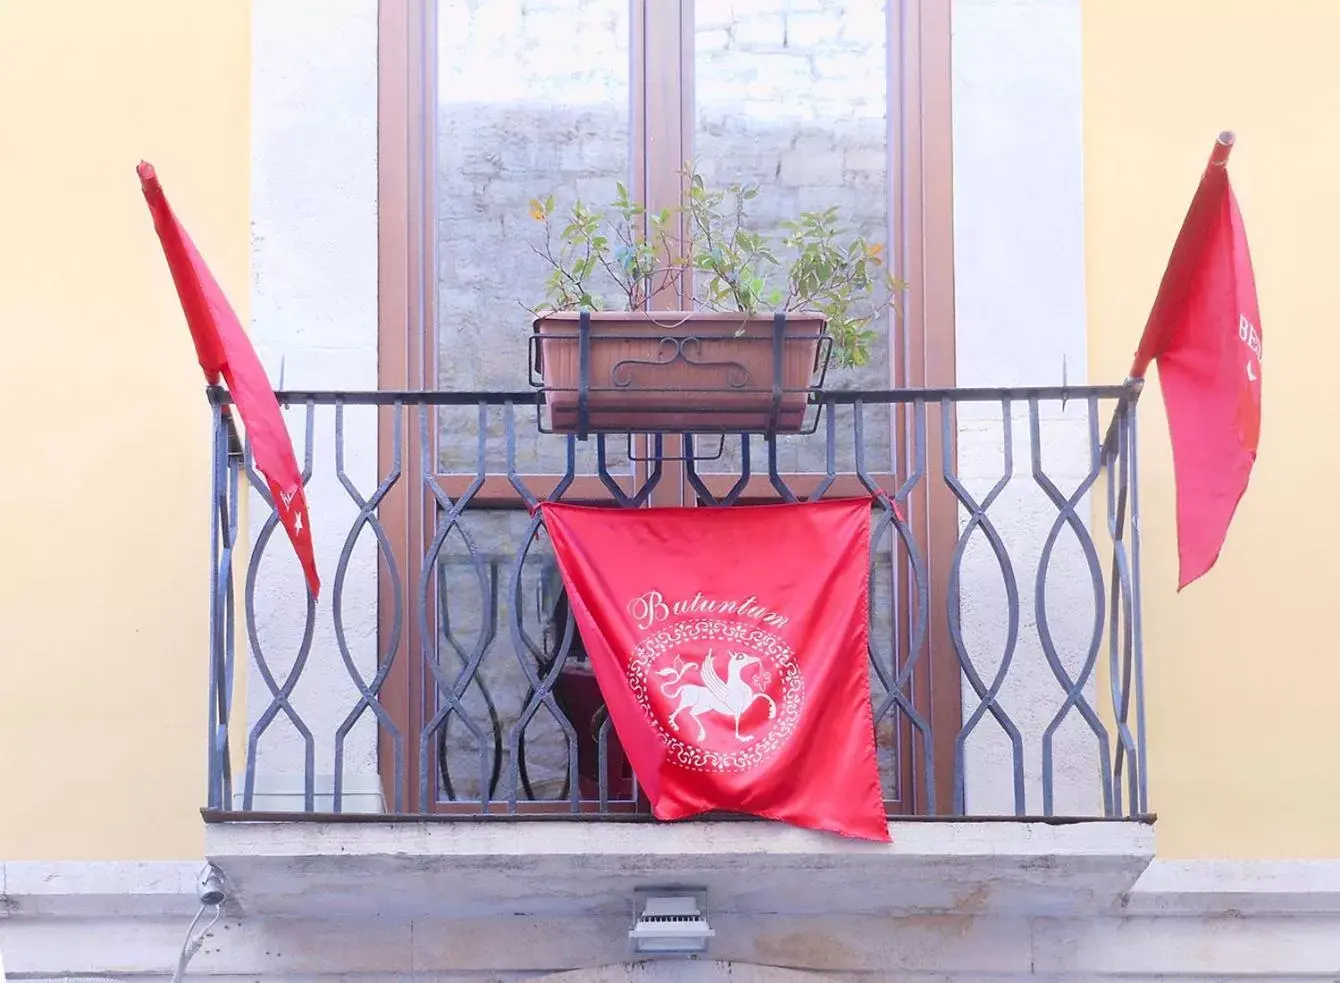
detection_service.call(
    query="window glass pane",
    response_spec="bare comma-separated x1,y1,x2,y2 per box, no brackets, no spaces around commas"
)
692,0,893,476
433,508,639,805
435,0,632,474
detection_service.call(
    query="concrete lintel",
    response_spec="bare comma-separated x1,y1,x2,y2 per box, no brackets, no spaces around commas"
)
5,908,1340,977
1033,911,1340,977
204,819,1154,919
0,860,202,919
0,912,1033,976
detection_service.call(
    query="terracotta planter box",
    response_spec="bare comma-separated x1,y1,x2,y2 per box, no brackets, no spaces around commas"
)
531,310,829,434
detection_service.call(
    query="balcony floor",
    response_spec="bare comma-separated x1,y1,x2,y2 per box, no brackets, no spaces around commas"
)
203,815,1155,921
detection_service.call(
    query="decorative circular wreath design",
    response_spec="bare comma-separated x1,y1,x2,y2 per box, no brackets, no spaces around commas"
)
627,618,804,773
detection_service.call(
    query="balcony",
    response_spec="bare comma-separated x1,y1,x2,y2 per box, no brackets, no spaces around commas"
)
201,384,1153,923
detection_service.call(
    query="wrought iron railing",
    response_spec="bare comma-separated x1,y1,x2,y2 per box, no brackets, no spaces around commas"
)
204,384,1147,822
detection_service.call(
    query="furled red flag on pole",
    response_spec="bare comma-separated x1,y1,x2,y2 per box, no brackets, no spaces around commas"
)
539,497,889,841
138,162,320,597
1129,131,1261,589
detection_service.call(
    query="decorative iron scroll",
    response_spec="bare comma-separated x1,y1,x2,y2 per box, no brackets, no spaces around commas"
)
609,336,754,390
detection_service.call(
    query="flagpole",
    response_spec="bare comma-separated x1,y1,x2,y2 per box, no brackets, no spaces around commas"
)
207,384,245,457
1100,377,1144,463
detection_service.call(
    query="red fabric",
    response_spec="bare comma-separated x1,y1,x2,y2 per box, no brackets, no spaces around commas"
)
1129,137,1261,590
539,497,889,842
138,162,320,598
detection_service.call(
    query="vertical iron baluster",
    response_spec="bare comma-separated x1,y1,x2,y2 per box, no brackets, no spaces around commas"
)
417,402,493,812
1114,405,1140,815
811,397,838,500
943,397,1025,815
1105,403,1124,814
506,423,581,812
241,400,318,812
390,401,406,811
725,437,752,507
221,439,239,810
435,558,502,801
1106,400,1139,816
858,398,894,801
685,433,753,506
1031,396,1113,817
332,400,406,813
207,401,226,810
858,400,895,699
597,712,611,811
1128,407,1148,815
505,514,581,812
859,399,935,811
767,432,796,502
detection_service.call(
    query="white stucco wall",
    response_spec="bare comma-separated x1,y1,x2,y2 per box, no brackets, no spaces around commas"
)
246,0,381,809
952,0,1104,816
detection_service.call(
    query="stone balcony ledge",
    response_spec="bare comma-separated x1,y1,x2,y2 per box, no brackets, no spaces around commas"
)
202,817,1155,920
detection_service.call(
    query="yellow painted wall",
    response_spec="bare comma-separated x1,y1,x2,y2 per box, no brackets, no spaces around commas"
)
1084,1,1340,857
0,0,1333,864
0,0,249,859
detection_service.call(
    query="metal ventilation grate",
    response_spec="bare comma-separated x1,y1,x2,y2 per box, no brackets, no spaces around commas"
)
628,891,715,956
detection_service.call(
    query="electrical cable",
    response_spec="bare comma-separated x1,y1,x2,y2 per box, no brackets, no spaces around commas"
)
171,864,226,982
171,902,222,983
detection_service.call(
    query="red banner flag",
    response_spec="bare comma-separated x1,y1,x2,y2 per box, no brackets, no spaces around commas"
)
138,162,320,597
539,497,889,841
1129,132,1261,589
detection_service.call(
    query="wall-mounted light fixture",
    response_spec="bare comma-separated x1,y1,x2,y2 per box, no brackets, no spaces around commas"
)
628,889,715,957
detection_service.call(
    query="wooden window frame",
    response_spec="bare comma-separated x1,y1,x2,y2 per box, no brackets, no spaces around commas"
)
376,0,960,815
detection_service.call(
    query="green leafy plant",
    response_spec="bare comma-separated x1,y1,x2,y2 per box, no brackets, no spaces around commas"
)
681,169,781,314
778,207,893,368
527,184,683,312
526,164,903,369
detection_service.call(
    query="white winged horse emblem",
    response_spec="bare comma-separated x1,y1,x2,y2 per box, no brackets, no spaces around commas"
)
656,650,778,743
